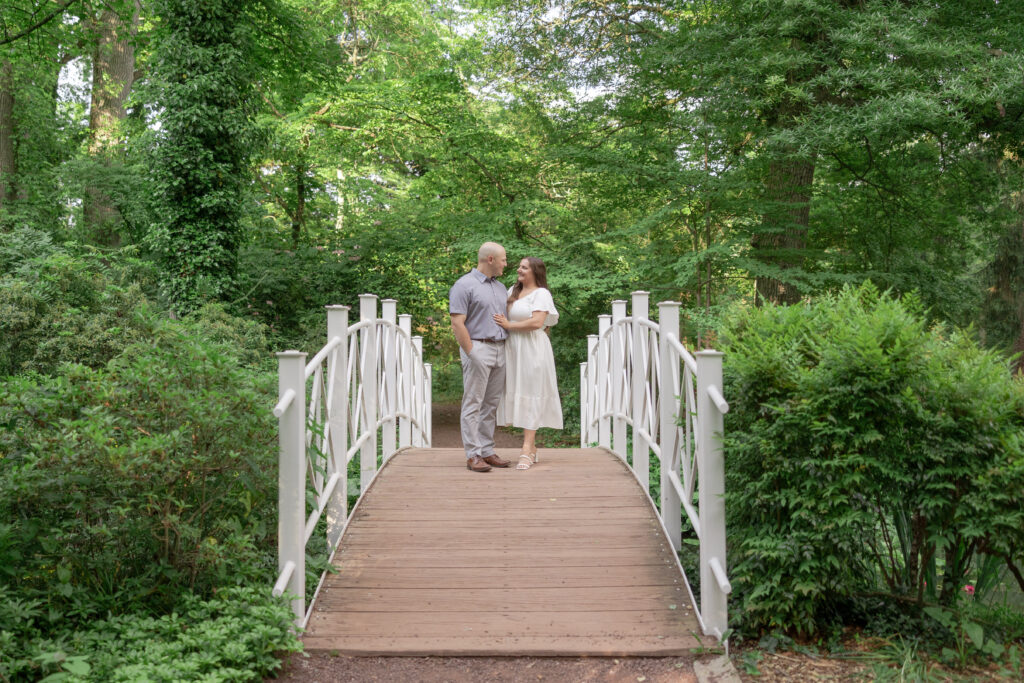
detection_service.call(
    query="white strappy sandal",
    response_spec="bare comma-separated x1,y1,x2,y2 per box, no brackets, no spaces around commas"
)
516,451,538,470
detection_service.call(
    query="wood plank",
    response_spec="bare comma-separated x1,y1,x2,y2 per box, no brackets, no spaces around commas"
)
331,546,677,568
350,507,653,521
300,635,706,656
341,521,662,536
306,609,696,637
313,586,692,613
301,447,711,656
325,565,683,589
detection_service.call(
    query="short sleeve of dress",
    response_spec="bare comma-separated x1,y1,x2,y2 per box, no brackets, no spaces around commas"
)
531,288,559,327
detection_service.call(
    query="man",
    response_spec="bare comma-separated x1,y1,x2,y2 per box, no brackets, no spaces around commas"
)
449,242,513,472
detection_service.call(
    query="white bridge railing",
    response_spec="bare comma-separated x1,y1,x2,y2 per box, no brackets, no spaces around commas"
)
580,292,730,639
272,294,432,626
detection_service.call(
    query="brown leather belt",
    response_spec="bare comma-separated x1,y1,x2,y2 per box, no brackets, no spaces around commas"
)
471,338,504,343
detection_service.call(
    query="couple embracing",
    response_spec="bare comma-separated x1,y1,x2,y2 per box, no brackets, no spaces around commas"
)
449,242,563,473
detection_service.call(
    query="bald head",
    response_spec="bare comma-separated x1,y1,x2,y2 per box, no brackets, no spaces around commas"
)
477,242,507,278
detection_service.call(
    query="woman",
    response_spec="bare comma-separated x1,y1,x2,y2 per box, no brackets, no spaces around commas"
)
494,257,563,470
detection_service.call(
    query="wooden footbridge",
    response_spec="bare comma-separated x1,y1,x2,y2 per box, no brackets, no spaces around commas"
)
272,293,730,656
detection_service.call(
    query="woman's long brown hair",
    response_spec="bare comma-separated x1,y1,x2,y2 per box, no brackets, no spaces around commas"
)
508,257,549,304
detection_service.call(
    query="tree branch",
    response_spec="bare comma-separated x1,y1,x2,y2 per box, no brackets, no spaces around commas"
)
0,0,84,47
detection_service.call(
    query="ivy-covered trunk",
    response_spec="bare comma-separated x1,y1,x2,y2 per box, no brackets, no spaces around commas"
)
149,0,256,314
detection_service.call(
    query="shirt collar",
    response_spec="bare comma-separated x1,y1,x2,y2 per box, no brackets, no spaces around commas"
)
470,268,492,282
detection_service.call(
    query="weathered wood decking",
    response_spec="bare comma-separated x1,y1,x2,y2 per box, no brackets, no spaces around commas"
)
302,447,711,656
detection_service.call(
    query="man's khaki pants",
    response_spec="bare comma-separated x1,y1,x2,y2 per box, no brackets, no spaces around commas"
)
459,341,506,460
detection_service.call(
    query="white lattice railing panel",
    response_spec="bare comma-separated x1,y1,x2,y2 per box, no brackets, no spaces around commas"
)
580,292,730,640
272,295,432,628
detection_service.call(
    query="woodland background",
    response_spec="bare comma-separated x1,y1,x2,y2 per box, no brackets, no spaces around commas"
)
1,1,1023,680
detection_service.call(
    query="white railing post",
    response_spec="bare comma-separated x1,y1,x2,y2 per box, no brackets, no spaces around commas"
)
598,315,611,450
381,299,398,460
611,300,627,460
412,336,424,447
697,349,728,637
586,334,598,446
424,360,432,446
359,294,378,493
325,306,349,550
398,314,413,449
276,350,307,622
658,302,682,553
631,291,650,492
579,362,587,447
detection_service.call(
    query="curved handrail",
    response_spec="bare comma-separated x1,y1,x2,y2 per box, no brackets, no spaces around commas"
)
580,292,728,641
273,296,433,626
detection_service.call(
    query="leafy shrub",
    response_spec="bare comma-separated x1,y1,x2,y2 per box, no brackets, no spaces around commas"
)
0,242,161,376
721,283,1024,637
0,317,279,622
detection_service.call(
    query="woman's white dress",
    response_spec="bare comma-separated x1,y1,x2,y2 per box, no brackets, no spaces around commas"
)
498,287,563,430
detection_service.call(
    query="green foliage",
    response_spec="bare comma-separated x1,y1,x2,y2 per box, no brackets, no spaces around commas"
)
231,242,360,352
0,586,299,682
721,283,1024,638
0,237,160,376
0,314,279,616
146,0,259,313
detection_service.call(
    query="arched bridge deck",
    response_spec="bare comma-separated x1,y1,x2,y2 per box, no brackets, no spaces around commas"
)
303,447,712,656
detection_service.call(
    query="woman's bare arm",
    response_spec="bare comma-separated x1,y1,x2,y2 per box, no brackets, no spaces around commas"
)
493,310,547,331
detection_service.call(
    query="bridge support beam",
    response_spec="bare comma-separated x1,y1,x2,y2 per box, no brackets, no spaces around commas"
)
630,291,650,492
611,300,627,461
697,349,728,638
276,350,307,622
325,305,349,550
424,360,432,446
585,335,598,446
359,294,378,493
412,336,425,447
657,302,682,554
598,315,611,450
381,299,398,460
398,314,412,449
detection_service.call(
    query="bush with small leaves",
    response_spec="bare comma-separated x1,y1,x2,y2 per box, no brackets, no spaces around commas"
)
721,283,1024,640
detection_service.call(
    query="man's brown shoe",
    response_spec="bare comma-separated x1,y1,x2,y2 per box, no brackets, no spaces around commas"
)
482,454,511,468
466,456,492,472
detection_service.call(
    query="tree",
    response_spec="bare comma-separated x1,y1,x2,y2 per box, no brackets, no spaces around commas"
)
147,0,257,313
0,1,84,230
83,0,143,244
0,60,13,211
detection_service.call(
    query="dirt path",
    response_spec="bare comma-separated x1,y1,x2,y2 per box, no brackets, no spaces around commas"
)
430,402,523,450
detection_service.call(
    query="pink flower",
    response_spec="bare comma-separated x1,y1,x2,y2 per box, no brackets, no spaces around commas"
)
963,584,975,596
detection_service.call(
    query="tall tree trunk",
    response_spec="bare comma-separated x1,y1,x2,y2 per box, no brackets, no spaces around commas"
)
83,3,141,242
985,186,1024,372
291,163,306,248
1013,308,1024,375
753,156,815,305
0,60,14,212
1009,194,1024,374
